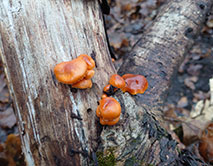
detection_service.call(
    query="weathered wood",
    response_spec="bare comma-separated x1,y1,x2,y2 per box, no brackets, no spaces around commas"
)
0,0,115,165
100,0,213,165
119,0,211,109
0,0,212,166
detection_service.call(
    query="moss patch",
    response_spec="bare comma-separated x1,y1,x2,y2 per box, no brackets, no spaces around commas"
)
96,148,116,166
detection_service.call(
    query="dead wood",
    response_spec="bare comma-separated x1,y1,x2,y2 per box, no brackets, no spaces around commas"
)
100,0,213,165
0,0,115,165
0,0,212,166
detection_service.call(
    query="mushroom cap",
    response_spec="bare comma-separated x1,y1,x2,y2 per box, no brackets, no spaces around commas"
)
100,116,120,125
122,74,148,95
72,79,92,89
98,97,121,120
109,74,126,89
101,94,108,99
103,84,111,92
79,54,95,70
54,58,87,84
85,70,95,80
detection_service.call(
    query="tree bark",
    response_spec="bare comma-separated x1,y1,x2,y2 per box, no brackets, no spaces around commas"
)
100,0,213,165
0,0,115,165
0,0,212,166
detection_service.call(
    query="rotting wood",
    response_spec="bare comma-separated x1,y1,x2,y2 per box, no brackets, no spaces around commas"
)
0,0,212,166
0,0,115,165
100,0,213,165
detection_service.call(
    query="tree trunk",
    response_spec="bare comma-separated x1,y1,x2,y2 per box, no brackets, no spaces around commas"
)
0,0,212,166
0,0,115,165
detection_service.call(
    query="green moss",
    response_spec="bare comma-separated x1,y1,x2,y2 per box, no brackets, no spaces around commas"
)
176,147,181,154
96,148,116,166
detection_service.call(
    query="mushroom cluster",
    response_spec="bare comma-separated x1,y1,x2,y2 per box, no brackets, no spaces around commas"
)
54,54,95,89
103,73,148,96
97,73,148,126
54,56,148,126
96,97,121,125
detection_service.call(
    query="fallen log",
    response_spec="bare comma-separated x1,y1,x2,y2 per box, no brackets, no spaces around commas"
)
0,0,212,165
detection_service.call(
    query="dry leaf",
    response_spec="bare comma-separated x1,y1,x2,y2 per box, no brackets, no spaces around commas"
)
199,123,213,163
187,64,203,76
184,76,198,90
0,107,16,128
177,97,188,108
182,119,205,145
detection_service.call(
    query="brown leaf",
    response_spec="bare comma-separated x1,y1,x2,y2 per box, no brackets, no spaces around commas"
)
177,97,188,108
187,64,203,76
5,134,22,158
178,57,190,73
182,119,205,145
193,91,210,101
0,107,16,128
0,74,6,93
121,4,133,13
184,76,198,90
199,123,213,163
0,87,10,104
206,15,213,28
0,144,3,152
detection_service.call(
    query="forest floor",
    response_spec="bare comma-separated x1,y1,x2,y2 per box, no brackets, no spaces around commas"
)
0,0,212,165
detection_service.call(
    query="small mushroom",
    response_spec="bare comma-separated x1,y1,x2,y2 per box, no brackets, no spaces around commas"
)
54,58,87,84
103,74,126,95
109,74,126,89
72,79,92,89
103,84,111,92
101,94,107,99
96,97,121,125
122,74,148,95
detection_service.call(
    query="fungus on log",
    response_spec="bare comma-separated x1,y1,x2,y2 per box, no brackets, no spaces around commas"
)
100,0,213,165
0,0,212,166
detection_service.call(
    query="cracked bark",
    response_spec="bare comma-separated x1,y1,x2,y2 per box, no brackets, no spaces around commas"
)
0,0,212,166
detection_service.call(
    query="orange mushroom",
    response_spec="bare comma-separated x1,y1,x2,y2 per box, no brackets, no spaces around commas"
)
72,79,92,89
54,54,96,89
100,116,120,125
101,94,108,99
54,58,87,84
79,54,95,70
109,74,126,89
96,97,121,125
103,74,126,95
122,74,148,95
103,84,111,92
